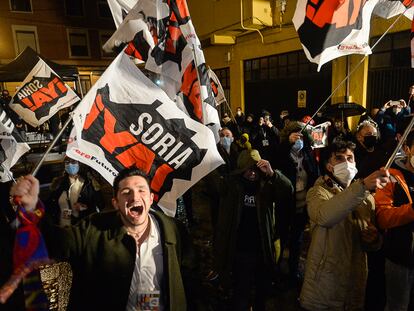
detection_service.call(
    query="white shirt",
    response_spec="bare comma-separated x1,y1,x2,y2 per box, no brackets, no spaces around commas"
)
126,214,164,311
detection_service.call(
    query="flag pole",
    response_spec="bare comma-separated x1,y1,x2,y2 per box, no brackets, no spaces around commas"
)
76,75,84,98
1,163,17,183
191,44,208,124
31,113,73,176
384,115,414,170
302,5,412,133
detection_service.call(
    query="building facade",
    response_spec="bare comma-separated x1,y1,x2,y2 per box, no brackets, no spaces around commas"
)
0,0,116,93
1,0,411,130
188,0,413,128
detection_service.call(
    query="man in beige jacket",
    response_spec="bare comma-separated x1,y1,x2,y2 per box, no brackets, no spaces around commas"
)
300,139,389,310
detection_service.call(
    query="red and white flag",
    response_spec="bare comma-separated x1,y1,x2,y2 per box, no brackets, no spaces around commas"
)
304,121,331,148
208,68,228,107
66,53,223,216
9,58,79,128
293,0,380,70
0,106,30,182
103,0,221,141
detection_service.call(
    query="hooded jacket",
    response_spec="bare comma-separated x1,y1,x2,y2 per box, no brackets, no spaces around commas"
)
375,167,414,267
213,169,293,287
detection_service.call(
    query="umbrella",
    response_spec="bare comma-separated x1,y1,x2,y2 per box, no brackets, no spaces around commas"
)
322,103,366,118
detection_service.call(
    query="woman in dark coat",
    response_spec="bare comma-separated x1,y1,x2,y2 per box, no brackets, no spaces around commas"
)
275,121,320,283
46,158,104,226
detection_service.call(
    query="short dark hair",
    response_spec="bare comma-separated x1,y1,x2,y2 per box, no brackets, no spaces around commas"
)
327,139,356,156
113,167,151,197
321,139,356,172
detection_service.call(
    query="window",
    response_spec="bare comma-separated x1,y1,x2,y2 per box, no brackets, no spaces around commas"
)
65,0,84,16
12,25,39,55
369,31,411,69
97,1,112,18
10,0,32,12
67,29,90,58
244,51,318,82
99,32,116,58
79,75,92,94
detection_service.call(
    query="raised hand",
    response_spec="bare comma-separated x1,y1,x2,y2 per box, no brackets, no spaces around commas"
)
10,175,40,211
363,168,389,191
256,159,274,177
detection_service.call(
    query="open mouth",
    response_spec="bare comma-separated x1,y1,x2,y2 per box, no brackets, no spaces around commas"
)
127,203,144,217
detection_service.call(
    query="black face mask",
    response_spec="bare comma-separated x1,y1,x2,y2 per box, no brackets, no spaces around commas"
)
363,136,378,149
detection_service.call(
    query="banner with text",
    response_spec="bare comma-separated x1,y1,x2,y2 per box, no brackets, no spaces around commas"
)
9,58,79,128
66,53,223,216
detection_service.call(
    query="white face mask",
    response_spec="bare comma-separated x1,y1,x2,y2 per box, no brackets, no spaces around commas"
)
332,161,358,187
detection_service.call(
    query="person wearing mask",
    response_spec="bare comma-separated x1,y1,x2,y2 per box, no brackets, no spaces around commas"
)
300,139,389,310
204,127,240,282
9,168,198,310
354,120,382,177
376,99,411,141
276,121,319,285
241,113,255,136
252,111,280,167
354,119,389,310
214,149,293,310
375,131,414,311
46,158,104,226
235,107,245,126
217,127,238,171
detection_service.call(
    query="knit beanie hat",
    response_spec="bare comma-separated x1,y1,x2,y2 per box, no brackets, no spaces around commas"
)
237,149,261,172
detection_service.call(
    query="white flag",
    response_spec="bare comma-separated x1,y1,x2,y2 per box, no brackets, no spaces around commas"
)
0,107,30,182
103,0,221,142
9,58,79,127
66,53,223,216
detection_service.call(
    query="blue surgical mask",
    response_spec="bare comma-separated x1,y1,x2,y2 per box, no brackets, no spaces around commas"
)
292,139,304,152
220,136,233,153
65,163,79,175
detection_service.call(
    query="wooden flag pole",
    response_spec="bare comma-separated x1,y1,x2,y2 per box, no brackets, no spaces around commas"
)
31,113,73,176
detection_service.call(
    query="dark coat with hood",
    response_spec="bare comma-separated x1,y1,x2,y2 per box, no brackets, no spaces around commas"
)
214,151,293,287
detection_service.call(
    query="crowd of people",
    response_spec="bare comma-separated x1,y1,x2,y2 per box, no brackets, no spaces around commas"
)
2,85,414,311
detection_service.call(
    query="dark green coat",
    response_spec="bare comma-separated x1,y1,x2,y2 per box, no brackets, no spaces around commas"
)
214,170,293,286
42,209,196,311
